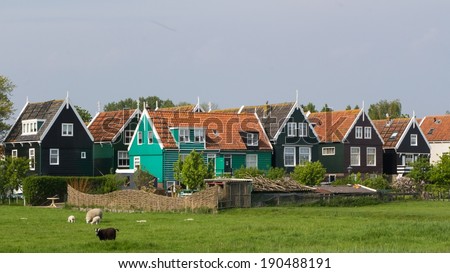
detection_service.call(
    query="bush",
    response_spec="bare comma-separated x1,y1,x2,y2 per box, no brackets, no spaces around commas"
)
266,167,285,180
233,167,264,178
361,175,390,190
23,176,67,206
290,161,326,186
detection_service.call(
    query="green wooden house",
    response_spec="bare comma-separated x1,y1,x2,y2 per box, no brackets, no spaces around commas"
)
87,108,140,175
128,109,273,188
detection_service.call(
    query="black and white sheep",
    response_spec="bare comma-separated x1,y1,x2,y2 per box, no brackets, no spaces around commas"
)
95,228,119,240
67,215,75,223
91,216,101,225
86,208,103,224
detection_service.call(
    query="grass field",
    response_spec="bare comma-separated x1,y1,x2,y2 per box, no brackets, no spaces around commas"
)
1,201,450,253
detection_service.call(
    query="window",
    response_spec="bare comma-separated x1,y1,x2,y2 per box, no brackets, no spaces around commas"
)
179,128,190,142
179,154,189,161
21,119,44,135
411,134,418,146
389,132,398,140
147,131,153,144
350,147,360,166
62,123,74,136
207,154,216,171
50,149,59,165
134,156,141,168
247,133,258,146
194,128,205,143
284,147,296,167
355,126,363,139
117,151,129,167
367,147,376,166
11,149,18,158
298,147,311,165
124,130,133,144
322,147,335,156
404,154,415,165
298,123,308,137
81,152,86,159
137,131,143,145
29,148,35,170
364,127,372,139
246,154,258,168
287,122,297,137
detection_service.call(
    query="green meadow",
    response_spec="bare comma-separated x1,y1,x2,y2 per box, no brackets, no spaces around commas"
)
1,201,450,253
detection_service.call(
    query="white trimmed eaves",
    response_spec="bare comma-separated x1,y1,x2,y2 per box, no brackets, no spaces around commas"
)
272,102,296,141
111,109,141,143
3,100,29,142
253,112,273,151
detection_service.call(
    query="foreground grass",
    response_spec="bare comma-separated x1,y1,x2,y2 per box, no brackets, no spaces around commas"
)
1,201,450,253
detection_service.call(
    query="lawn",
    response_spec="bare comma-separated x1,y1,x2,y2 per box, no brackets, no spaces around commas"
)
1,201,450,253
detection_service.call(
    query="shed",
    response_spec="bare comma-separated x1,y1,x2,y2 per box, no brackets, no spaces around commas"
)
205,178,252,209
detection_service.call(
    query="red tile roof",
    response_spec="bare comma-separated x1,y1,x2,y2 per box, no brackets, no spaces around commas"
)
308,109,361,142
148,111,272,151
420,115,450,142
88,109,138,142
372,118,410,148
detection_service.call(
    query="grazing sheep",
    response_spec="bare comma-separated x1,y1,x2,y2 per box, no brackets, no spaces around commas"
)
91,216,101,225
67,215,75,223
86,208,103,224
95,228,119,240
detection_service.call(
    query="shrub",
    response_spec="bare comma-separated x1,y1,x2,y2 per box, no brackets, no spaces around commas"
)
23,176,67,206
290,161,326,186
361,175,390,190
233,167,264,178
266,167,285,180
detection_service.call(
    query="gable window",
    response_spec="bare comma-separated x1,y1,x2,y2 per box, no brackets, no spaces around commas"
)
134,156,141,168
124,130,133,144
137,131,143,145
194,128,205,143
179,128,190,142
287,122,297,137
29,148,35,170
12,149,18,158
367,147,376,166
117,151,129,167
50,149,59,165
298,122,308,137
322,147,335,156
411,134,418,146
81,151,86,159
62,123,74,136
364,127,372,139
299,147,311,165
284,147,296,167
246,154,258,168
350,147,360,166
247,133,258,146
355,126,363,139
148,131,153,144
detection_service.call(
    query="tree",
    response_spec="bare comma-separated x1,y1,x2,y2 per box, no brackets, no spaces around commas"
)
75,105,92,123
368,99,402,120
174,150,208,190
321,104,332,112
429,152,450,186
302,102,317,113
0,75,15,134
407,157,432,183
290,161,326,186
104,96,176,111
0,156,29,197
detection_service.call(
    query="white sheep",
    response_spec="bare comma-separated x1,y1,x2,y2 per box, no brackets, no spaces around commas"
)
67,215,75,223
86,208,103,224
91,216,101,225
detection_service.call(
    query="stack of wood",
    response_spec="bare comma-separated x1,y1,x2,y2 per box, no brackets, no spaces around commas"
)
251,176,313,192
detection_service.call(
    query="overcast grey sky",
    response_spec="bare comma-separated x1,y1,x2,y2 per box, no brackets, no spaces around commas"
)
1,0,449,119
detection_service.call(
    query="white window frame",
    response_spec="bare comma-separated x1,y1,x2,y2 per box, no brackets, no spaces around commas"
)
298,123,308,137
247,133,258,146
147,131,153,144
287,122,297,137
11,149,18,158
123,130,133,144
50,149,59,165
137,131,143,145
298,147,311,165
29,148,35,170
322,147,335,156
367,147,376,166
411,134,418,146
81,151,86,159
117,151,129,167
350,147,360,166
284,147,296,167
246,154,258,169
21,119,44,135
355,126,363,139
364,127,372,139
62,123,74,136
179,128,190,143
134,156,141,168
194,128,205,143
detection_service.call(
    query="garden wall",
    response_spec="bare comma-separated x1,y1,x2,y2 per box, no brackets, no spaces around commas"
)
67,185,220,212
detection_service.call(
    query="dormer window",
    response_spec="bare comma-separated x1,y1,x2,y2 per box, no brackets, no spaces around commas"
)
179,128,190,142
247,132,259,146
194,128,205,143
22,119,45,135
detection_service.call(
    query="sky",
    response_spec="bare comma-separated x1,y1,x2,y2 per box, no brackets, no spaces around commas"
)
1,0,450,120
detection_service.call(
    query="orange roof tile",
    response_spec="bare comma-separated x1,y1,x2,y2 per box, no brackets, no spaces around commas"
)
372,118,410,148
88,109,138,142
308,109,361,142
420,115,450,142
148,111,272,151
